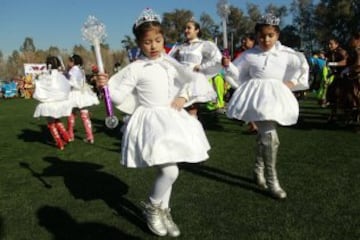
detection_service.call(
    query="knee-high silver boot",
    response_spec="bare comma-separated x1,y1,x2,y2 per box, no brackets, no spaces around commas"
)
254,135,267,189
262,132,287,199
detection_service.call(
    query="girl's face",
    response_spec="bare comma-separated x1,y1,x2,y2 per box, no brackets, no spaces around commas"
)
67,59,74,68
241,37,255,50
137,28,164,60
184,22,199,41
328,40,339,51
256,26,279,51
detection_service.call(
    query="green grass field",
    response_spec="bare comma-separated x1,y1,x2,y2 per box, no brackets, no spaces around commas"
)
0,95,359,240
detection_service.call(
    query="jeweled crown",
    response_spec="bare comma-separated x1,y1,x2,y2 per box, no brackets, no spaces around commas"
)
257,13,280,26
134,8,161,29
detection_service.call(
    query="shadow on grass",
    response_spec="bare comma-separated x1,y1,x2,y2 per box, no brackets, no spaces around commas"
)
179,163,269,197
37,205,141,240
19,162,52,188
0,216,4,240
17,126,53,147
292,116,357,132
198,110,225,131
27,157,148,234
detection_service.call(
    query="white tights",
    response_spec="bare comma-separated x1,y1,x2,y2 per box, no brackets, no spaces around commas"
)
149,163,179,209
255,121,277,138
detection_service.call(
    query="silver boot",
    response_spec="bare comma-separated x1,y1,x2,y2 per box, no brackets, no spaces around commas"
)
262,132,287,199
140,201,167,236
254,135,268,189
162,208,181,237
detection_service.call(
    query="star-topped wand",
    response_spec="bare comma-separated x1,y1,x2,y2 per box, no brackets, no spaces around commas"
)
82,15,119,129
217,0,231,65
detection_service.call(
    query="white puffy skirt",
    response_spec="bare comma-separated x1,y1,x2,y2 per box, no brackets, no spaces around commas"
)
121,105,210,168
34,100,73,118
227,78,299,126
185,72,217,107
69,86,100,109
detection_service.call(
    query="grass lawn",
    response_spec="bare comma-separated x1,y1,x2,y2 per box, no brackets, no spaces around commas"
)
0,95,359,240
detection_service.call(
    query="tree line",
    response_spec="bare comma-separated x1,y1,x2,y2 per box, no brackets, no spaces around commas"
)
0,0,358,80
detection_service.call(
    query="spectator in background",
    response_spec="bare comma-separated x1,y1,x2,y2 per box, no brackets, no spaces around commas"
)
325,37,348,121
66,54,99,144
169,18,222,118
33,56,72,150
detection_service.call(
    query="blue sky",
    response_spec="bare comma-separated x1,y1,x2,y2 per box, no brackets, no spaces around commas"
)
0,0,294,57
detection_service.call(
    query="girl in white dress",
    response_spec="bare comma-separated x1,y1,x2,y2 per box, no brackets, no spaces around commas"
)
96,8,210,237
66,54,99,143
223,13,309,199
170,19,222,117
33,56,72,150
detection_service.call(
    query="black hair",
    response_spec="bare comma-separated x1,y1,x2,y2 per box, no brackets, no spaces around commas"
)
132,21,163,41
69,54,83,66
242,33,256,42
254,23,280,34
46,56,61,69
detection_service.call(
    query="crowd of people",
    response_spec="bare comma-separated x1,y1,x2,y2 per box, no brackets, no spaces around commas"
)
308,33,360,124
24,6,359,238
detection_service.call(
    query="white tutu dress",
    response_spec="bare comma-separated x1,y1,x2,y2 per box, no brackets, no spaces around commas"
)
170,38,223,105
225,42,309,126
68,65,99,109
33,70,72,118
108,54,210,168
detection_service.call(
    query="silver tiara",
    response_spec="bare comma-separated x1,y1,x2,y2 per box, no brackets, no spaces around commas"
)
189,16,197,22
134,8,161,28
257,13,280,26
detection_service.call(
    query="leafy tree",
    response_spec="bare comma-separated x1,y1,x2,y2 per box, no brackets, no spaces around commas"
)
6,50,23,78
290,0,316,52
20,37,36,53
280,25,302,49
162,9,193,43
20,37,37,63
47,46,61,57
227,5,249,49
199,13,217,41
265,4,288,25
314,0,360,47
121,35,136,50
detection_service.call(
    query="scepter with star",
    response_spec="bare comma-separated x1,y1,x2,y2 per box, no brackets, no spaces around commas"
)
81,15,119,129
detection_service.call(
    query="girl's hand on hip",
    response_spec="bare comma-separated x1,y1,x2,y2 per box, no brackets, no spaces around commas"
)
171,97,187,111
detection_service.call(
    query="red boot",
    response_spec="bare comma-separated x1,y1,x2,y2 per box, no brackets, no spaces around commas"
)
48,122,64,150
67,113,76,141
55,120,71,144
80,110,94,144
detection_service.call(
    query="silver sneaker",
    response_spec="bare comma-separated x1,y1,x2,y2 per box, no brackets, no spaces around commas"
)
268,185,287,199
140,201,167,236
253,171,268,190
162,208,181,237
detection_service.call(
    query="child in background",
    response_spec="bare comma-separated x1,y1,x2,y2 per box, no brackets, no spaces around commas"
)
33,56,72,150
170,18,222,117
222,13,309,199
96,8,210,237
66,54,99,143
